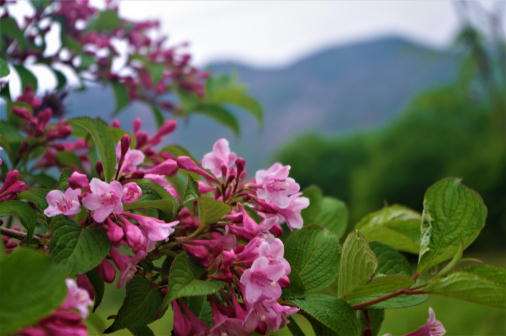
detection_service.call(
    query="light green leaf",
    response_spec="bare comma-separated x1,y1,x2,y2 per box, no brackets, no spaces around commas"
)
50,217,110,275
370,242,412,276
301,185,323,223
367,294,428,309
338,231,377,297
0,58,9,77
418,178,487,272
14,64,38,90
0,200,38,238
165,252,224,304
426,264,506,308
112,81,129,114
0,248,66,335
105,276,163,333
69,117,124,181
192,103,240,136
198,196,231,226
344,274,413,303
314,197,348,239
356,205,421,254
284,227,341,294
290,294,360,336
19,187,49,210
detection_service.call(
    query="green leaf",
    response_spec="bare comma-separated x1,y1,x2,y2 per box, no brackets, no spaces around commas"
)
0,16,30,50
150,105,165,127
314,197,348,239
125,199,177,217
160,144,193,159
344,274,413,303
197,196,231,226
0,58,9,77
359,309,384,336
50,216,110,275
192,103,240,136
0,200,38,238
284,227,341,294
14,64,38,90
69,117,124,181
0,248,66,335
87,269,105,311
87,9,122,32
165,252,224,304
426,264,506,308
112,81,129,114
51,68,67,90
56,150,82,169
105,276,163,333
290,294,360,336
370,242,412,276
356,205,421,254
19,187,48,210
185,296,212,325
367,294,428,309
338,231,377,297
128,325,155,336
418,178,487,272
301,185,323,223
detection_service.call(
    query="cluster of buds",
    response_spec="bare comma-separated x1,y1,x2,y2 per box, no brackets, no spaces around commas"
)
0,170,27,201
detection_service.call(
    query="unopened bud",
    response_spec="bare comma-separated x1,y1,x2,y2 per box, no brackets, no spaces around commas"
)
120,134,130,156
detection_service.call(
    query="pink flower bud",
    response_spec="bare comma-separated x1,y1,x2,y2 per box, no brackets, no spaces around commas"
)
122,218,146,252
68,171,89,189
122,182,142,204
144,159,177,176
106,218,124,243
133,118,142,132
120,134,131,157
98,260,116,283
177,156,215,181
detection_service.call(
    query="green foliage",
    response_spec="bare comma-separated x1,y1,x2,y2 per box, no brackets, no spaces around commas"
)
49,216,110,275
356,205,421,254
290,294,361,336
0,248,66,335
111,82,129,114
338,231,377,297
69,117,125,181
0,200,38,238
418,178,487,272
105,276,163,333
86,9,122,32
14,64,38,90
165,252,224,304
0,58,9,77
197,196,231,226
284,227,341,294
370,242,412,276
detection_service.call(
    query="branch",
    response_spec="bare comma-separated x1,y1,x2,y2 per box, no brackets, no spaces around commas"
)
0,226,27,240
351,288,426,310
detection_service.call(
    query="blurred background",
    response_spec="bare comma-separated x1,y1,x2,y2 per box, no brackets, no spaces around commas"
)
5,0,506,334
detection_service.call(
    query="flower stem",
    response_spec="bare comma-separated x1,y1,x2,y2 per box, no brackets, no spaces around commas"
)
351,288,426,310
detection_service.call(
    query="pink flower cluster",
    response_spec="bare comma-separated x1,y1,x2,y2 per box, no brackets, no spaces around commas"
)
0,170,27,201
170,139,308,335
18,278,93,336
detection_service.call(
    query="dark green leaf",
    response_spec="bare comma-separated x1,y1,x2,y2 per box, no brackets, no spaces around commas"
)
192,103,240,136
14,65,38,90
197,196,231,226
105,276,163,333
128,325,155,336
87,268,105,312
370,242,412,276
165,252,224,305
301,185,323,223
356,205,421,254
50,216,110,275
69,117,124,181
87,9,122,32
418,178,487,272
150,105,164,127
0,248,66,335
0,17,30,50
112,81,129,114
51,68,67,90
290,294,360,336
19,187,48,210
0,58,9,77
359,309,384,336
284,227,341,294
338,231,377,297
0,200,38,238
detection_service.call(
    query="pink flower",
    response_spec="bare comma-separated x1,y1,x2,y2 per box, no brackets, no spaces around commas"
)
68,172,89,189
144,173,178,197
255,163,300,208
143,158,178,176
122,182,142,204
121,217,147,252
116,144,145,175
210,301,252,336
135,215,178,242
277,195,310,230
110,248,145,288
240,256,287,304
61,278,93,319
202,138,237,178
244,300,298,334
97,259,116,283
405,308,446,336
172,301,208,336
44,188,81,217
105,218,124,243
82,178,123,223
0,170,28,201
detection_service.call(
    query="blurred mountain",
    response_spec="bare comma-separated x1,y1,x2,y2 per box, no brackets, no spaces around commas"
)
64,35,460,171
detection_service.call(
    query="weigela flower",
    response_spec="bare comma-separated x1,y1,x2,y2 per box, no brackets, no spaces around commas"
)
202,138,237,178
255,163,300,208
0,170,28,201
122,182,142,204
240,256,287,304
125,213,178,242
68,172,89,189
82,178,124,223
62,279,93,319
405,308,446,336
172,301,208,336
44,188,81,217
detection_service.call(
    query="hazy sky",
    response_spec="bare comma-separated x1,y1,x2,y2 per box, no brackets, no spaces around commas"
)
117,0,481,67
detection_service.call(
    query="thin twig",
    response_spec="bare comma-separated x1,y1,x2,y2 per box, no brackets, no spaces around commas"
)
352,288,426,310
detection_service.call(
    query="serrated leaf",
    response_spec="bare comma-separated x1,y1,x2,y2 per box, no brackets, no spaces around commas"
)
370,242,412,276
367,294,428,309
314,197,348,239
14,64,38,90
0,248,66,335
192,103,240,136
418,178,487,272
165,252,224,305
345,274,413,303
301,185,323,223
0,200,38,238
338,231,377,297
284,227,341,294
69,117,124,181
112,81,129,114
0,58,9,77
198,196,231,226
426,264,506,308
105,276,163,333
356,205,421,254
50,217,110,275
290,294,360,336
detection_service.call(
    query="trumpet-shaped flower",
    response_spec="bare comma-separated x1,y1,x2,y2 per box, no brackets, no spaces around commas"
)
202,138,237,178
44,188,81,217
255,163,300,208
240,256,287,304
82,178,123,223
